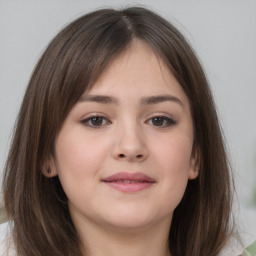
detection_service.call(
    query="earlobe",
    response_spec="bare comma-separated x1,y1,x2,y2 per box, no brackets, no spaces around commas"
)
188,148,200,180
42,156,58,178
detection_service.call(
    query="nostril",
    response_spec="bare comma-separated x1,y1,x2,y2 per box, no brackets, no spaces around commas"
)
119,154,125,158
136,154,143,159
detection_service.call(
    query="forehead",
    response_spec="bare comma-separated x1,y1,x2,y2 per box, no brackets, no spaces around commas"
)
84,39,189,107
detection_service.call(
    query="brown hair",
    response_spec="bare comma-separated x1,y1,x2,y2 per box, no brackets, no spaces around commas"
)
3,6,234,256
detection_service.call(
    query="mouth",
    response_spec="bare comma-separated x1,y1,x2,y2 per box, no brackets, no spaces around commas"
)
101,172,156,192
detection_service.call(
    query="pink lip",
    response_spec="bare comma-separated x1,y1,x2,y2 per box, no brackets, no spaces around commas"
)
101,172,156,192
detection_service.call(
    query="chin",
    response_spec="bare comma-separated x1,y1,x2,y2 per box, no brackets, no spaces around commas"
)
100,207,172,232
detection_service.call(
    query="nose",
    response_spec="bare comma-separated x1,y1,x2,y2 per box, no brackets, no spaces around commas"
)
111,123,148,162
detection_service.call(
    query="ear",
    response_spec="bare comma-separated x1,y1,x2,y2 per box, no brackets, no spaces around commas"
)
42,155,58,178
188,146,200,180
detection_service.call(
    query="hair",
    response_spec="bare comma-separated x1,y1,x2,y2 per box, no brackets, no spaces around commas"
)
3,6,235,256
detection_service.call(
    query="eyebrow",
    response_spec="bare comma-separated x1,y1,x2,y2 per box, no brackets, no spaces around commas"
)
79,95,119,104
140,95,184,108
79,94,184,108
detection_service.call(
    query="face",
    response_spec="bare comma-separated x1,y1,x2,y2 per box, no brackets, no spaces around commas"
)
47,40,199,232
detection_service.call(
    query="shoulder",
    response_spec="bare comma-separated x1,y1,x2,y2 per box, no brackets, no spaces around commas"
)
219,236,244,256
0,222,16,256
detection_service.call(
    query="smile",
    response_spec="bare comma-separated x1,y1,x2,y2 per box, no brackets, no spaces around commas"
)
101,172,156,192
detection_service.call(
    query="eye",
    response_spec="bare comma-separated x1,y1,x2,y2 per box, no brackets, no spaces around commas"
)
147,116,176,128
81,115,111,128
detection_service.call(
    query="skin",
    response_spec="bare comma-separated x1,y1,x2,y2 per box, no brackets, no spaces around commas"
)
46,39,199,256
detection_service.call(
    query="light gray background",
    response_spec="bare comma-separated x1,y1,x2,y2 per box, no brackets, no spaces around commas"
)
0,0,255,246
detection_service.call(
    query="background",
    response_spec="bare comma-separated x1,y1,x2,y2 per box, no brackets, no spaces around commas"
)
0,0,255,246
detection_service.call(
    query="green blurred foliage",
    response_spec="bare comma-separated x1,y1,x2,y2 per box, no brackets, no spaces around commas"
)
241,241,256,256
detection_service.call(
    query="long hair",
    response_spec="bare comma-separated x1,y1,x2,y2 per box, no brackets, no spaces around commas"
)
3,7,234,256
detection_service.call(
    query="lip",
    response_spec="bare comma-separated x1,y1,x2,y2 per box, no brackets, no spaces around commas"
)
101,172,156,192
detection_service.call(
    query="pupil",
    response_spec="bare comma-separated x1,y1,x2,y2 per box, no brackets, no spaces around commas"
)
153,117,163,126
92,117,102,126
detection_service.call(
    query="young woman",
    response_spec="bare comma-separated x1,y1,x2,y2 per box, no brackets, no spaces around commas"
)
1,6,243,256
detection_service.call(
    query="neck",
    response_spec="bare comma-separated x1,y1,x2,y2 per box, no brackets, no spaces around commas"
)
76,219,172,256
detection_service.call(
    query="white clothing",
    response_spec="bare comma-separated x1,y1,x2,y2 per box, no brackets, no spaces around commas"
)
0,222,15,256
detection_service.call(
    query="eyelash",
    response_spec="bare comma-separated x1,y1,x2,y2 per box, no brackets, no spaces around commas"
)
80,115,176,128
80,114,111,128
146,116,176,128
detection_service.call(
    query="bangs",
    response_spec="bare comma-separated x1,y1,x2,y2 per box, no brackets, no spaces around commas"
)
48,11,133,126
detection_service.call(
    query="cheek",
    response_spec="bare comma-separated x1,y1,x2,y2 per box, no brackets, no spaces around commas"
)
151,135,193,206
53,129,110,193
153,133,193,172
53,131,110,212
55,129,108,171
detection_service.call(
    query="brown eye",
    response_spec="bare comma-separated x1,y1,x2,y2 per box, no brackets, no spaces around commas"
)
81,116,110,128
147,116,176,128
152,117,165,126
90,117,104,126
